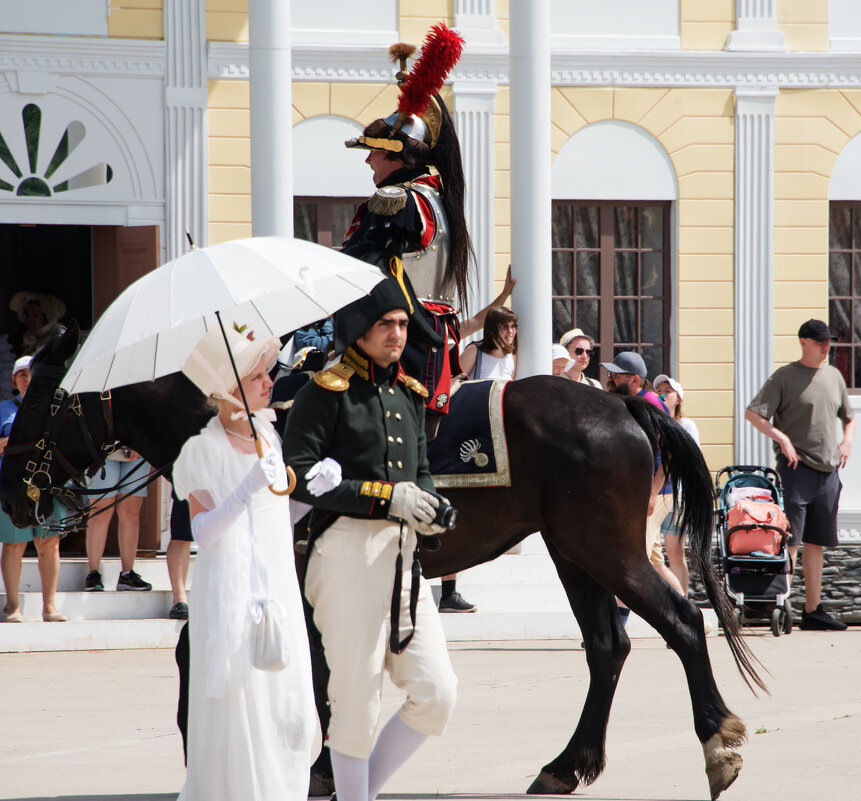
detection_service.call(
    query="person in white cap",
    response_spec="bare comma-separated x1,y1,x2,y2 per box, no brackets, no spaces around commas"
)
653,374,700,595
551,343,572,376
559,329,602,387
0,356,67,623
172,326,318,801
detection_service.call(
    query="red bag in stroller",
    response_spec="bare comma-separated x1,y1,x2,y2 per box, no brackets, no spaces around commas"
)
726,499,789,556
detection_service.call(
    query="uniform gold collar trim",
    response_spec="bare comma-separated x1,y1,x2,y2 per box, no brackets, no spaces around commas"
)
343,347,370,381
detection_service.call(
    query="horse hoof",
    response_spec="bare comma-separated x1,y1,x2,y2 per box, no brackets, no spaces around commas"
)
705,748,742,800
526,770,575,795
309,772,335,797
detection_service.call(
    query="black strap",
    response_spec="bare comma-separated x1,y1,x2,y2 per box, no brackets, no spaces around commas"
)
389,522,421,655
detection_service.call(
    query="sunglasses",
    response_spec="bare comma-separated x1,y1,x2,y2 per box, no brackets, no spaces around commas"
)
572,347,593,356
500,323,518,331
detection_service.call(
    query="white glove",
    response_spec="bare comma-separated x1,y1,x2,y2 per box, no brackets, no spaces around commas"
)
305,457,343,497
415,519,447,536
190,449,282,550
389,481,439,527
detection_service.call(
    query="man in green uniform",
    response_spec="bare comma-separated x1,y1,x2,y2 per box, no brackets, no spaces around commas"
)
284,277,457,801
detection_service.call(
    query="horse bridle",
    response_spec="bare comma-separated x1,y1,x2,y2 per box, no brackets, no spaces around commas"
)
4,362,161,529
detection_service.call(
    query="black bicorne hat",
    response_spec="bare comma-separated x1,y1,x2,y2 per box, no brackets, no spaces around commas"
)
333,263,444,355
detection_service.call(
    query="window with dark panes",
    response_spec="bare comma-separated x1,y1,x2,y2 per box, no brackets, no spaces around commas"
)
294,197,363,249
828,202,861,389
552,201,671,381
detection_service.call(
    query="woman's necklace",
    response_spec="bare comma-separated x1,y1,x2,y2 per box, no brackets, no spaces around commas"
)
224,426,254,442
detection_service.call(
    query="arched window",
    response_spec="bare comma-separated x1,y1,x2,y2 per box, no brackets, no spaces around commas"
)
552,121,677,379
292,116,373,248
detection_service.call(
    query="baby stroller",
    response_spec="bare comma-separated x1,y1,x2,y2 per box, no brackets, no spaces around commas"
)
715,465,793,636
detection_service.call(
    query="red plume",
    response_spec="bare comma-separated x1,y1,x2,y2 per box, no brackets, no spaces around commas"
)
396,23,464,118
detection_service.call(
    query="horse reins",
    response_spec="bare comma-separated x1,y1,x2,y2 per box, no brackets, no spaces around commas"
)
5,362,168,531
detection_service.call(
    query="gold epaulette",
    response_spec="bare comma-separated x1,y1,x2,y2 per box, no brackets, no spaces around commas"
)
398,372,429,398
367,185,408,216
314,362,355,392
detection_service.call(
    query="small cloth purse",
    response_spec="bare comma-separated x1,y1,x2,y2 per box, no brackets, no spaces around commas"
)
250,597,290,672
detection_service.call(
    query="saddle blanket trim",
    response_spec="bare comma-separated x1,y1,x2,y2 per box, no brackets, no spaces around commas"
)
431,379,511,489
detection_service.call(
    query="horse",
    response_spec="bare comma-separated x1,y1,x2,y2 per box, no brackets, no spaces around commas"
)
0,322,764,801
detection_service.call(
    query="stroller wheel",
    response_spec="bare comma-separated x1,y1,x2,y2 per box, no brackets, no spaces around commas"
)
781,605,793,634
770,607,782,637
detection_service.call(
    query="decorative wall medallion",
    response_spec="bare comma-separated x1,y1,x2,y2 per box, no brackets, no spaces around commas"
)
0,103,113,197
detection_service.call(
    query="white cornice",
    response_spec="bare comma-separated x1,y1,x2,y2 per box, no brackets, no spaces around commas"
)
211,42,861,89
0,34,164,76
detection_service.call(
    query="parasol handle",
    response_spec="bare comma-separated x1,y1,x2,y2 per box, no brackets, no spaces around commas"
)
255,438,297,496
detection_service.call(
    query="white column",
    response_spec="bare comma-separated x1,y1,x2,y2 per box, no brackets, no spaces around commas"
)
725,0,787,51
249,0,293,237
453,83,497,316
164,0,208,259
509,0,552,378
734,86,778,465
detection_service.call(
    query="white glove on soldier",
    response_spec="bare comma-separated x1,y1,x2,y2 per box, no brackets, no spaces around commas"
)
305,457,343,497
389,481,439,528
190,448,282,550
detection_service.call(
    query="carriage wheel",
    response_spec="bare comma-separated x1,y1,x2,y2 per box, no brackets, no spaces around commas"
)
770,608,782,637
781,605,794,634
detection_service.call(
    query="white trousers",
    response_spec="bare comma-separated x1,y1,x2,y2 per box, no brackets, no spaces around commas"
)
304,517,458,759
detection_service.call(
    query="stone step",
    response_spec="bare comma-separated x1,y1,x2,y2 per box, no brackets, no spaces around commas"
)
19,556,195,593
1,589,177,622
0,618,184,653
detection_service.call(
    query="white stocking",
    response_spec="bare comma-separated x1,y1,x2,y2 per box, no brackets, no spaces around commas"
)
367,714,428,801
330,749,369,801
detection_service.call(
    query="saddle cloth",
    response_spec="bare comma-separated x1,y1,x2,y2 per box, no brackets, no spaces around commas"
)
428,379,511,489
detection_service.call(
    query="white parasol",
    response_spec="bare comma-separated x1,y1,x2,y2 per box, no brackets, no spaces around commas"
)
61,236,383,394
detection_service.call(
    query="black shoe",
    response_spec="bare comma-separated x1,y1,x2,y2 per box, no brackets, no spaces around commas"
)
169,602,189,620
438,591,477,613
116,569,152,592
84,570,104,592
799,604,847,631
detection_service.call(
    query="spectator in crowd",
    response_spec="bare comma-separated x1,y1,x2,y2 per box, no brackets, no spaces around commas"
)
560,329,602,388
83,446,153,593
745,319,854,631
166,491,191,619
551,344,572,376
602,352,684,596
653,374,700,596
9,292,65,356
459,307,518,381
0,356,67,622
293,318,334,356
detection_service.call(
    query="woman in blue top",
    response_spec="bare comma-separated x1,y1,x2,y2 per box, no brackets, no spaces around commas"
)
1,357,67,623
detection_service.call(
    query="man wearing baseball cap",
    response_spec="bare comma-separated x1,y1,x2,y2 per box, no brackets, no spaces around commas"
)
745,319,855,631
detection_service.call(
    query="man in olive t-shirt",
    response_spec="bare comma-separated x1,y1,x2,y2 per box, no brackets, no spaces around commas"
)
745,319,855,631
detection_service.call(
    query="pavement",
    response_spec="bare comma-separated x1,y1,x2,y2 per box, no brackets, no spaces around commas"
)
1,629,859,801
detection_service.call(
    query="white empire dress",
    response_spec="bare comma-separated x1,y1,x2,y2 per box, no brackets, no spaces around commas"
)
173,416,319,801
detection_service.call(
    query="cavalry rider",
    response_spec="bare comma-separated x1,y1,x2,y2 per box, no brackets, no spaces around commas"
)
340,24,473,416
284,274,457,801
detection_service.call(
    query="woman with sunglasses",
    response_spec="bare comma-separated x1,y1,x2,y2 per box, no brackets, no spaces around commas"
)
459,306,518,381
559,329,602,388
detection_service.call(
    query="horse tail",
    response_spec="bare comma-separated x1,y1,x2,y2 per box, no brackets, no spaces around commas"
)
624,397,767,694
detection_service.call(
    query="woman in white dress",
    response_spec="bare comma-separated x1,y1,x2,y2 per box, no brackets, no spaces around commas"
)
173,327,318,801
459,306,517,380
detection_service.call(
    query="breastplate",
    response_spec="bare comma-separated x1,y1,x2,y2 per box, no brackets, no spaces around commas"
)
401,182,454,306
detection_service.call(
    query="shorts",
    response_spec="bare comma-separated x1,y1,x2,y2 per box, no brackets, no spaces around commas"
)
776,456,841,548
170,492,193,542
646,494,674,566
85,458,150,502
0,499,72,544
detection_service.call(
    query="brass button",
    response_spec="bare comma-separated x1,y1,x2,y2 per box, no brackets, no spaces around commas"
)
388,461,393,468
397,460,403,468
387,436,394,442
386,411,391,417
396,437,403,443
395,413,402,420
388,388,395,395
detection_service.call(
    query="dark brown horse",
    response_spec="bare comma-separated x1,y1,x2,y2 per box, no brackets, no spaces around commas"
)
0,323,763,801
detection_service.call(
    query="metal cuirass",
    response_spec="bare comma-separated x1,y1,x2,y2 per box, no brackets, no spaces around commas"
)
401,181,454,306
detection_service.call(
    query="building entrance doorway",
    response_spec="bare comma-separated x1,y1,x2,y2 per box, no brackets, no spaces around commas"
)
0,222,162,556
